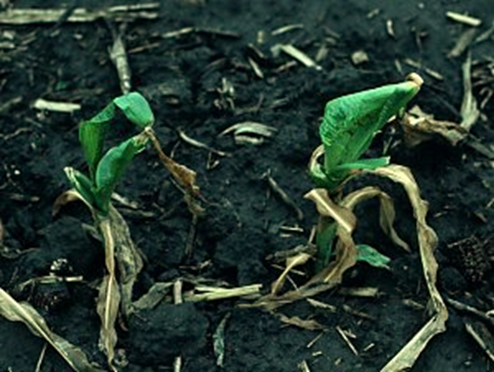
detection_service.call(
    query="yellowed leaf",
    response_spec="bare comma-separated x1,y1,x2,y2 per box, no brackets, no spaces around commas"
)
277,313,325,331
304,189,356,233
0,288,104,372
271,253,312,295
362,165,448,372
341,186,409,252
96,218,121,372
52,189,94,217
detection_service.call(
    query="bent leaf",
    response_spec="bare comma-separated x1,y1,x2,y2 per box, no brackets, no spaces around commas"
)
79,103,114,179
0,288,104,372
362,165,448,372
320,73,422,189
114,92,155,128
95,133,148,214
271,253,312,295
52,189,95,217
341,186,409,252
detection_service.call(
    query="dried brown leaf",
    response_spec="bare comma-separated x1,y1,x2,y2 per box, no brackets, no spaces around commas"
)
363,165,447,372
401,105,468,147
341,186,409,252
308,222,358,285
96,218,121,372
465,319,494,362
401,54,478,148
277,313,325,331
132,282,173,311
0,288,104,372
218,122,277,138
107,205,143,316
52,189,93,216
145,128,204,216
304,189,356,233
271,253,312,295
460,52,480,132
184,284,262,302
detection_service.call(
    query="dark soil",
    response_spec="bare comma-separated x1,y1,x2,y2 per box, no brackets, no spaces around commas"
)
1,0,494,371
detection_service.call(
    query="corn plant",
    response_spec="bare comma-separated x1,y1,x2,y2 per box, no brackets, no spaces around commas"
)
64,92,154,371
307,73,423,270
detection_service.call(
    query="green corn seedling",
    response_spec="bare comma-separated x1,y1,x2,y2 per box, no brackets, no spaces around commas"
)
65,92,154,215
63,92,154,371
308,73,423,269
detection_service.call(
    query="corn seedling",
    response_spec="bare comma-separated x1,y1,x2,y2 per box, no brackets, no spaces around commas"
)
256,74,448,371
308,73,423,270
60,91,203,371
62,92,154,371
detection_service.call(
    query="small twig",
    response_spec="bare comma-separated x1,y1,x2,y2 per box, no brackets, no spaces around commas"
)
173,279,183,305
446,297,494,327
185,214,198,259
0,96,22,115
298,360,311,372
177,128,229,157
446,11,482,27
262,170,304,221
184,284,261,302
271,24,304,36
306,332,324,349
0,4,159,24
34,343,47,372
161,27,239,39
108,22,132,94
336,326,358,356
173,279,183,372
0,127,32,141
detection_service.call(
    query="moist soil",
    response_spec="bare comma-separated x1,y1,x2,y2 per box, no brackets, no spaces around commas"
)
1,0,494,371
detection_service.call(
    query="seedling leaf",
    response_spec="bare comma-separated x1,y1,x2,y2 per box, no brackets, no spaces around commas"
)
335,156,390,171
79,103,115,178
356,244,391,269
63,167,96,208
95,133,148,213
319,74,422,190
114,92,154,128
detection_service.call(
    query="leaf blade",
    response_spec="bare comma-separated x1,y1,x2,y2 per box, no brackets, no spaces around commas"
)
79,103,115,179
95,133,148,213
113,92,154,128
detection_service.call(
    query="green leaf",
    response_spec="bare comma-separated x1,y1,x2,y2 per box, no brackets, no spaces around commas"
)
319,76,422,191
63,167,96,208
356,244,391,269
114,92,154,128
335,157,390,171
79,103,115,179
315,221,337,271
94,134,148,214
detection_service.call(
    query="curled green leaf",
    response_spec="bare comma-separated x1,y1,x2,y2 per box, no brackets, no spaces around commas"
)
79,103,115,179
114,92,155,128
317,73,423,190
95,133,149,214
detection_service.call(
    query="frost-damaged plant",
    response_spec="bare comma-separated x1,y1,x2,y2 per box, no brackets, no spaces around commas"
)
55,92,201,371
258,74,448,371
62,92,153,371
